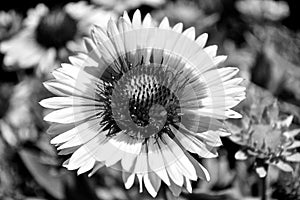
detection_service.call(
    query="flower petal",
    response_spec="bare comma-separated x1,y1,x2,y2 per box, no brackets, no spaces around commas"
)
44,106,100,124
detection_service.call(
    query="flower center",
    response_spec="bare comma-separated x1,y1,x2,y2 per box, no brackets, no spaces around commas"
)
250,125,283,152
110,64,181,139
35,9,77,49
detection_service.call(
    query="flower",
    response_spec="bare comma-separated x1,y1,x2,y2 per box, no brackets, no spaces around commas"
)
236,0,290,21
152,0,219,31
40,10,245,197
228,101,300,178
0,2,116,76
0,10,22,41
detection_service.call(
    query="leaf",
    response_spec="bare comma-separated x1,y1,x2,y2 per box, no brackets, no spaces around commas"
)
19,149,65,199
286,153,300,162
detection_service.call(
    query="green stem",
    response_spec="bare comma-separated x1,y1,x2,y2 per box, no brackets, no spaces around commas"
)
261,175,267,200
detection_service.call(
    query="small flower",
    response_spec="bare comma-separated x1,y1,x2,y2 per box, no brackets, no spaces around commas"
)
228,102,300,178
0,10,22,41
236,0,290,21
40,10,245,197
0,2,116,76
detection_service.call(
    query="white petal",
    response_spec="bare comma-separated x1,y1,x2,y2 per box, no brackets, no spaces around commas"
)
284,129,300,138
122,11,131,24
67,132,107,170
287,141,300,149
184,177,192,193
213,55,227,66
182,27,195,40
168,180,182,196
77,158,95,175
171,126,218,158
286,153,300,162
196,131,223,147
55,118,101,149
121,137,143,171
137,174,143,193
226,109,242,118
67,146,93,170
218,67,240,82
275,161,293,172
43,81,72,97
204,45,218,58
185,153,210,181
43,80,96,99
134,144,148,174
147,137,170,186
132,10,141,29
122,172,135,189
83,37,96,52
40,96,102,109
91,26,121,72
196,33,208,48
58,147,78,155
163,135,198,181
47,123,75,135
158,137,184,186
100,132,129,167
159,17,170,29
88,162,104,177
143,173,161,197
172,23,183,33
143,13,153,28
44,106,100,124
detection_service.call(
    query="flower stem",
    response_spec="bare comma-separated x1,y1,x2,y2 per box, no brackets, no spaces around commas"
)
261,175,267,200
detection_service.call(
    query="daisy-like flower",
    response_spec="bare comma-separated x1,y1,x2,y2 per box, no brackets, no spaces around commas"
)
40,10,245,197
0,2,116,75
228,102,300,178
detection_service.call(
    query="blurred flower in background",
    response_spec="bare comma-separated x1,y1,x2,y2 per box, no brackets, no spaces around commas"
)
152,0,219,32
92,0,166,13
228,101,300,177
0,10,22,41
65,1,117,37
0,2,116,77
236,0,290,21
0,78,47,147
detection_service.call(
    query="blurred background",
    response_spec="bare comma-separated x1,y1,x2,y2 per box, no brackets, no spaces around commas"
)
0,0,300,199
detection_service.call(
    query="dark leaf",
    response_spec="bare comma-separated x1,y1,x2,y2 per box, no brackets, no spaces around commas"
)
19,149,65,200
